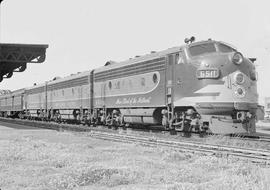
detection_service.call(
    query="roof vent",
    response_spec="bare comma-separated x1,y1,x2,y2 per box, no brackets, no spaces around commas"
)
52,76,61,81
135,55,140,58
150,51,156,54
105,60,116,66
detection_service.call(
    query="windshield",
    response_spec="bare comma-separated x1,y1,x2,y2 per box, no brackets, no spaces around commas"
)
218,43,236,53
189,43,216,57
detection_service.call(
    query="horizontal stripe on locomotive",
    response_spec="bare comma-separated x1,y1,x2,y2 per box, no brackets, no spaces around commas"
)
26,76,91,94
47,97,91,103
94,58,165,82
94,104,165,108
94,71,160,98
0,102,13,106
1,104,23,107
0,93,24,99
0,106,22,110
0,107,23,111
26,98,91,107
95,65,164,82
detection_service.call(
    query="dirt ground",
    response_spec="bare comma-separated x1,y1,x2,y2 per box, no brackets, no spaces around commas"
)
0,125,269,190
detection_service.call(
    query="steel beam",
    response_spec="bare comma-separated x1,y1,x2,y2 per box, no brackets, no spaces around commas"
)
0,43,48,82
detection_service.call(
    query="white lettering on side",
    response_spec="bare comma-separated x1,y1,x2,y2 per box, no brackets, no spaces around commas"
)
115,97,152,105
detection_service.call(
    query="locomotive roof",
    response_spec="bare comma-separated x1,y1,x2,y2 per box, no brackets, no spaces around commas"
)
187,39,236,49
94,46,182,73
0,90,11,99
46,70,91,86
0,88,25,98
94,40,222,73
25,70,91,91
11,88,25,95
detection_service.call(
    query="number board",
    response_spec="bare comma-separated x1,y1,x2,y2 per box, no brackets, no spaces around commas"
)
196,68,219,79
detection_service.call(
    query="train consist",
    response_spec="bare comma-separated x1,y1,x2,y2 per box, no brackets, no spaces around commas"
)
0,38,259,134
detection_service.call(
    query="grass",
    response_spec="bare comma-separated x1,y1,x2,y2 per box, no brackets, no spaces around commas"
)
0,129,269,190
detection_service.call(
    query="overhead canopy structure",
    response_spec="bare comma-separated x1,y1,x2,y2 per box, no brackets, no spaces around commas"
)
0,43,48,82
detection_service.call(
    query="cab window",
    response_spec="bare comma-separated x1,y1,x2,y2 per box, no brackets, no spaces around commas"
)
218,43,236,53
189,43,216,57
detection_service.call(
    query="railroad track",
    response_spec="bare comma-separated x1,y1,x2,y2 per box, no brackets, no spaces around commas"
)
1,117,270,165
87,131,270,165
247,136,270,143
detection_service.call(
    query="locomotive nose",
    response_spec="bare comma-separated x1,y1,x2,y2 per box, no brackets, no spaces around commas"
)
195,54,230,79
196,52,257,84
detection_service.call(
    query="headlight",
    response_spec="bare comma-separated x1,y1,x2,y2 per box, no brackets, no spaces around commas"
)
232,52,243,65
234,86,246,98
234,72,245,84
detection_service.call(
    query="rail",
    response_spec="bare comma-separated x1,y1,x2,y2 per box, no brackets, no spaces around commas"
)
88,131,270,165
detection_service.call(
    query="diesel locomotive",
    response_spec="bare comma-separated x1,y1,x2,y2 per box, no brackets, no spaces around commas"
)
0,38,259,134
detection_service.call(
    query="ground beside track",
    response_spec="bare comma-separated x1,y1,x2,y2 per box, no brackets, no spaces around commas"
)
0,121,46,130
0,123,270,190
257,121,270,136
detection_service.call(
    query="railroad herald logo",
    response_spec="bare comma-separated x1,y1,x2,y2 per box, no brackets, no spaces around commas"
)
115,97,152,105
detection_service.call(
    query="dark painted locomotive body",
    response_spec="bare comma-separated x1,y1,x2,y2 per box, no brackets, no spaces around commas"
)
0,39,258,134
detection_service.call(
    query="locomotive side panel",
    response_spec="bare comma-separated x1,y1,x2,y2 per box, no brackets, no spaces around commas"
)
94,57,166,108
25,85,46,117
49,85,90,110
47,90,52,109
0,97,7,112
0,95,12,115
6,96,13,112
0,97,3,112
26,93,43,117
13,94,24,111
81,84,91,109
47,71,92,110
26,93,43,110
94,71,165,108
49,86,82,109
44,71,93,120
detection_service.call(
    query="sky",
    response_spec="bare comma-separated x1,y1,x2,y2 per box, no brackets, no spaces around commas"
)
0,0,270,104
